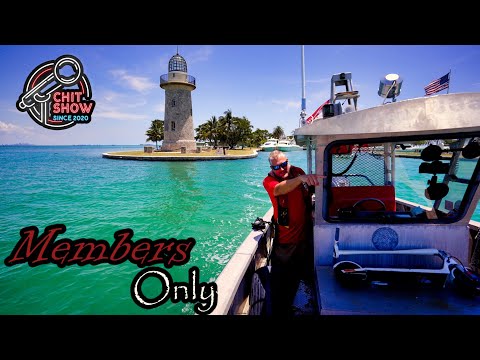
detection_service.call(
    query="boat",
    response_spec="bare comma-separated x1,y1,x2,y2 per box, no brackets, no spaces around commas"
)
211,71,480,316
276,139,303,152
259,138,278,151
259,138,303,152
396,140,450,153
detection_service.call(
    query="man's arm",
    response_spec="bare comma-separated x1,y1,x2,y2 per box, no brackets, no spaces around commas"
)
273,174,325,196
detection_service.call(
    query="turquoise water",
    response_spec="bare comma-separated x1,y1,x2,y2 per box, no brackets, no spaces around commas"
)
0,146,479,315
0,145,275,315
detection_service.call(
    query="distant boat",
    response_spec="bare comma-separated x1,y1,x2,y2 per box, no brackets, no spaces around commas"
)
259,138,303,152
396,140,450,153
259,138,278,152
276,139,303,152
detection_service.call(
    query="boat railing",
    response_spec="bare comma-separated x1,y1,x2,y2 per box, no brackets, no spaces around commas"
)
211,207,274,315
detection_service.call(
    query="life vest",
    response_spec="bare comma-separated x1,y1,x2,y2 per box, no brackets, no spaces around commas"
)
268,166,312,226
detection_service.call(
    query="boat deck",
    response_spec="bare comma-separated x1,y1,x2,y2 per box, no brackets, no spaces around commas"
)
316,266,480,315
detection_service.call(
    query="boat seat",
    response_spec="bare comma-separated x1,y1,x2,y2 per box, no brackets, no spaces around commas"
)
329,185,396,216
334,91,359,101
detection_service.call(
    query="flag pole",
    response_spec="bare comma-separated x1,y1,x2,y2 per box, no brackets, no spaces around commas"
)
447,69,451,94
300,45,307,127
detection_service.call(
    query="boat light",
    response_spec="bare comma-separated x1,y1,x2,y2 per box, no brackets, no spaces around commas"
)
378,73,402,102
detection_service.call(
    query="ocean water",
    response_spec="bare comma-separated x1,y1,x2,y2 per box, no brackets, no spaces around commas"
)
0,146,479,315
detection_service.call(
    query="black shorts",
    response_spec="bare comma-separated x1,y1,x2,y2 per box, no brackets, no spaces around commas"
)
271,238,313,279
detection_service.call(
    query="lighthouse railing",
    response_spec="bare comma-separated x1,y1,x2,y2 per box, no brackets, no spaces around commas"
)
160,74,196,86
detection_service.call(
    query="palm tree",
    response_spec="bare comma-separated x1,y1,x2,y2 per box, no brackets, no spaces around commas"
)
272,126,285,139
230,116,253,149
249,129,270,147
145,119,164,149
206,116,219,148
218,109,234,148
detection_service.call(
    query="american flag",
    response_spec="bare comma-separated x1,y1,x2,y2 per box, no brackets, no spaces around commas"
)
424,72,450,96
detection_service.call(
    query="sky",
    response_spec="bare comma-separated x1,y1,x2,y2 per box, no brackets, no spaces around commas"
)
0,45,479,145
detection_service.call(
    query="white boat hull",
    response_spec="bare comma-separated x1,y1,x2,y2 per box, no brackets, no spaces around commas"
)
259,146,277,152
277,145,303,151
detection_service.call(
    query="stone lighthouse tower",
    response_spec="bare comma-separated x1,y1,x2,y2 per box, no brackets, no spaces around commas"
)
160,52,196,152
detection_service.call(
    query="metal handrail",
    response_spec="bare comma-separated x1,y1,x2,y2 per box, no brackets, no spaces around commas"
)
160,74,196,86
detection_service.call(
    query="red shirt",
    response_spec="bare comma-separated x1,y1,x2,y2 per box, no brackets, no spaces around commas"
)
263,165,311,245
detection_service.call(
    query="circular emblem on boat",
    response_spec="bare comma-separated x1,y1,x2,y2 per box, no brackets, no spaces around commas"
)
372,227,398,250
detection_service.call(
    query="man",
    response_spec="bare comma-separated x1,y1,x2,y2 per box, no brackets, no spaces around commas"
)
263,150,324,315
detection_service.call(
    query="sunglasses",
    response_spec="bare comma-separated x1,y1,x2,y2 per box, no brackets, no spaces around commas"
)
271,160,288,170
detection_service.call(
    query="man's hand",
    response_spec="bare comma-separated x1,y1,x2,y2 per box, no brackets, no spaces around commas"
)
300,174,325,187
274,173,325,196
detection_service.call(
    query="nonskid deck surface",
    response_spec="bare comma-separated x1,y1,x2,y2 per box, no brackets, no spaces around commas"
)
292,279,318,315
315,266,480,315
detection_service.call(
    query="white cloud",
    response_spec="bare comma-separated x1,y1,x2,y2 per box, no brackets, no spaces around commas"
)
102,90,122,102
153,104,165,114
110,69,157,92
93,89,158,122
98,89,151,109
0,121,33,134
0,121,38,144
94,110,149,121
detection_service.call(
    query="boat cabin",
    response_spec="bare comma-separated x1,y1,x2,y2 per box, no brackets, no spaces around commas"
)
211,73,480,316
294,86,480,314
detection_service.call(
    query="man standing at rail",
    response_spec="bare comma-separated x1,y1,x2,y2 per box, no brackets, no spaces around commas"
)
263,150,324,315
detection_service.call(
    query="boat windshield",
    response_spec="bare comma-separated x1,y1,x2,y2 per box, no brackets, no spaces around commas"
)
324,132,480,224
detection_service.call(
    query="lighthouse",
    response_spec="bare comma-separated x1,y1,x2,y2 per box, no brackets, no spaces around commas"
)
160,52,197,152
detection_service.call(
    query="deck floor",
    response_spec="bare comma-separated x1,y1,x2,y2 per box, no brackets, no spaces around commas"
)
316,266,480,315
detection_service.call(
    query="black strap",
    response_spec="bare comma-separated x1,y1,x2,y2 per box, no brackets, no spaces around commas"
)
267,216,277,266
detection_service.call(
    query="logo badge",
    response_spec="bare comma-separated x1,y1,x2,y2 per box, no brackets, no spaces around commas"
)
16,54,95,130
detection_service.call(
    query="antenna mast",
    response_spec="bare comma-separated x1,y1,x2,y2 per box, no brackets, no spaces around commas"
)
300,45,307,127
